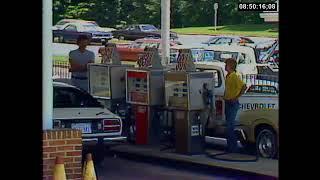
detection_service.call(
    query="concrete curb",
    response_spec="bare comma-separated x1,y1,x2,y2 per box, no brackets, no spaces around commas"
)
109,148,278,179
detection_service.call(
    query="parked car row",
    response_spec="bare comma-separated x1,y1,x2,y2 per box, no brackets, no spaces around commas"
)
53,19,179,44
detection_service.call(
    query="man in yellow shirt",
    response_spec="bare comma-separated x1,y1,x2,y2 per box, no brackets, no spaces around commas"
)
224,58,247,153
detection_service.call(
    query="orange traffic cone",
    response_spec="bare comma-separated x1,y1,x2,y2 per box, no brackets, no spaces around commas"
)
83,153,97,180
53,156,67,180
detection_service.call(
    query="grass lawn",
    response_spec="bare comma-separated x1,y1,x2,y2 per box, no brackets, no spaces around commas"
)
53,55,69,63
172,24,278,37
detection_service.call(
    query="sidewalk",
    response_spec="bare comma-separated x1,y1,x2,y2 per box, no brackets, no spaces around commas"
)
109,144,278,178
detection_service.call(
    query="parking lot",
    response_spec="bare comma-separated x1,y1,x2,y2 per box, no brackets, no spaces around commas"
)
52,34,276,57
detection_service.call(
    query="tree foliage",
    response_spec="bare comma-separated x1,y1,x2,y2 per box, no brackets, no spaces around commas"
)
53,0,275,27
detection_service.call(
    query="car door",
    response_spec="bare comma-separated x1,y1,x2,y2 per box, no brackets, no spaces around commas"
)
122,25,132,40
131,25,143,40
63,24,78,43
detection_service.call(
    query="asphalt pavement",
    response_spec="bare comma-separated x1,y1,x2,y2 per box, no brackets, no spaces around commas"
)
96,154,234,180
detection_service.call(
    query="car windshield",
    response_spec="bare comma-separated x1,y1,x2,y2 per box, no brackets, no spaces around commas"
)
191,49,205,62
141,25,158,31
196,50,238,62
82,24,99,31
170,49,239,64
203,37,219,44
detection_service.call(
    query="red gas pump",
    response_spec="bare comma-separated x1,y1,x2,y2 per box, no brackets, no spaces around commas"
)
126,47,165,145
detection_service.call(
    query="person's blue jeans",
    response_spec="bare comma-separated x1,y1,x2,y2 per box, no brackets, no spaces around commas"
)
225,100,240,153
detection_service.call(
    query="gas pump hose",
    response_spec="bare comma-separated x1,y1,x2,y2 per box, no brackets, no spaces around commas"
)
203,112,259,162
202,86,259,162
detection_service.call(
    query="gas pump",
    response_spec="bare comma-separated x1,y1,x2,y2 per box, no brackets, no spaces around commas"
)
165,49,215,155
126,47,165,145
88,43,133,120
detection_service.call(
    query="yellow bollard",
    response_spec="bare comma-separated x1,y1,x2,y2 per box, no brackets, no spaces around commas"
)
53,156,67,180
83,153,97,180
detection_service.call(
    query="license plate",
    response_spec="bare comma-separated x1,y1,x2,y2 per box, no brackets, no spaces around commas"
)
72,123,92,133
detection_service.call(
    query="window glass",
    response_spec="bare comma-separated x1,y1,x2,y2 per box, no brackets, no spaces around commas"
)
54,87,101,108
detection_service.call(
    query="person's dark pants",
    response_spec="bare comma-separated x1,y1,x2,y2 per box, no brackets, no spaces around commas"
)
225,100,240,153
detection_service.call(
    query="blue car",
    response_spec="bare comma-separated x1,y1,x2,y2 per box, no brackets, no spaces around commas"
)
53,22,113,44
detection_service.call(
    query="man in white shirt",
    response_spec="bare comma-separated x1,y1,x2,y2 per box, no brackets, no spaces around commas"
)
69,35,95,92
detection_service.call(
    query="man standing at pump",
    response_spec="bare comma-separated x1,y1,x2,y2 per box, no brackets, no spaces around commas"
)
69,35,95,92
224,58,247,153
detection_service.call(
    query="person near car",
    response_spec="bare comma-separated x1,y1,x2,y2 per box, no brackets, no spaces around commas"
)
224,58,247,153
69,35,95,92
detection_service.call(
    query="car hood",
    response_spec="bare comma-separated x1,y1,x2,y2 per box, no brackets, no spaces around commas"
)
53,107,120,120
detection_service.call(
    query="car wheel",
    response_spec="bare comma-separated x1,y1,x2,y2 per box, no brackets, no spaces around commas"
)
118,35,125,40
256,128,277,158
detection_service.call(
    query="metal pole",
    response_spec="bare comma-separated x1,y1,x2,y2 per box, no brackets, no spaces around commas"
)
43,0,53,129
214,10,217,31
161,0,170,66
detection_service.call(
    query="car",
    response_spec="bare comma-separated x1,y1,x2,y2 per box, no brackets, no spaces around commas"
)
53,22,113,44
54,19,116,32
53,81,127,145
202,35,255,47
255,40,279,77
257,40,279,63
103,38,182,62
112,24,178,41
53,19,99,30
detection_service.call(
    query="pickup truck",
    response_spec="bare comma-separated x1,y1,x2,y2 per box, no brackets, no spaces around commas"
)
196,64,278,158
170,45,259,76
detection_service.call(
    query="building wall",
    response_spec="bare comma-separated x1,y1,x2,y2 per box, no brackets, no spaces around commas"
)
42,129,83,180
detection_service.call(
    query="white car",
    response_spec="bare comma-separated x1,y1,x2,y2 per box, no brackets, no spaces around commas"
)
53,82,127,144
53,19,115,32
202,35,256,47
